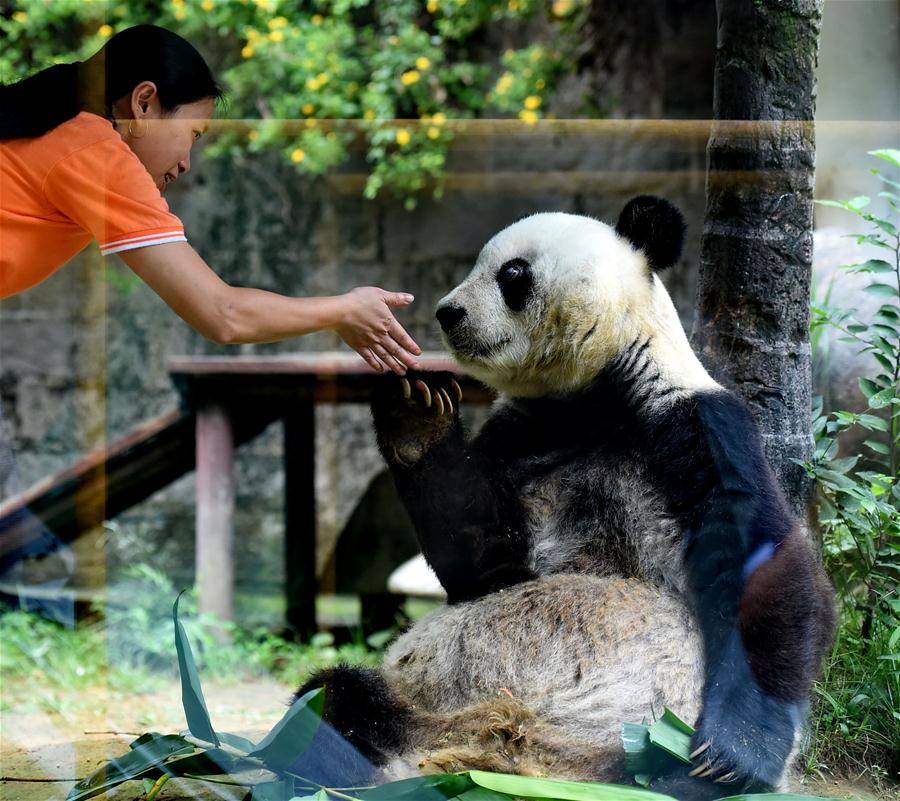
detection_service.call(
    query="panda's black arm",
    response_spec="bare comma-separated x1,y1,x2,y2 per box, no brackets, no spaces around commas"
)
647,391,834,788
387,426,537,603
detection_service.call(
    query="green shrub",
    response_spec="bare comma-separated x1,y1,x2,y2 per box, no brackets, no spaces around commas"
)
802,149,900,785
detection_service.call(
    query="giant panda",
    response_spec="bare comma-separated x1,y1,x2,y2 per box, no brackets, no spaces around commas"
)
296,197,836,797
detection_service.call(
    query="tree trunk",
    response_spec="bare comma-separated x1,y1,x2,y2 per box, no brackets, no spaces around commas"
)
692,0,824,520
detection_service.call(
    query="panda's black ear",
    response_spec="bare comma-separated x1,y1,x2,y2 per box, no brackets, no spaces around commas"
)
615,196,686,271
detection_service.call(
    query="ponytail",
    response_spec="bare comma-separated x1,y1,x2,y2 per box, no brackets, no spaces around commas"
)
0,25,223,141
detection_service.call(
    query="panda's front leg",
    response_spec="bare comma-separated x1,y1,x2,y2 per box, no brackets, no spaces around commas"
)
684,528,835,793
371,371,535,603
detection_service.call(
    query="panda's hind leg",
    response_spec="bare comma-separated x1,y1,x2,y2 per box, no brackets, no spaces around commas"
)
290,665,412,786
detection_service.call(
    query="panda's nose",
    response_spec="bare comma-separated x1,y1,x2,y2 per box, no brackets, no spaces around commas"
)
436,304,466,332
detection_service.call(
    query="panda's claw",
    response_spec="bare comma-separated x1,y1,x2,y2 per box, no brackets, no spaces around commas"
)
450,379,463,403
688,762,710,778
415,380,432,408
689,741,711,760
401,378,411,400
439,387,454,415
434,388,445,416
714,772,736,784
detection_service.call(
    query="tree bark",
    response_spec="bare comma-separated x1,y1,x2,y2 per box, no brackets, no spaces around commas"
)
692,0,824,520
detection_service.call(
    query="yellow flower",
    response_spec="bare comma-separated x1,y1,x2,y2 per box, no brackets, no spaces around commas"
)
268,16,287,28
388,35,399,45
431,111,446,125
400,70,420,86
552,0,573,16
247,28,260,40
530,48,543,62
427,126,440,140
201,0,214,11
269,30,284,42
12,11,27,22
241,45,255,58
316,72,329,84
426,0,439,12
508,0,519,10
248,130,259,141
306,77,321,91
305,119,318,128
456,0,466,5
302,103,315,115
98,24,113,37
291,148,306,163
174,9,185,19
496,73,513,95
395,128,410,146
524,95,541,109
311,13,323,24
363,109,376,120
113,5,126,15
416,56,431,70
504,49,514,60
535,78,546,89
518,109,538,124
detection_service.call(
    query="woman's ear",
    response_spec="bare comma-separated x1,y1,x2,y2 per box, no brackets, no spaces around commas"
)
130,80,161,118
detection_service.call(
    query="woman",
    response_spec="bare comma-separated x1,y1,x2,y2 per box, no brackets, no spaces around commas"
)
0,24,421,375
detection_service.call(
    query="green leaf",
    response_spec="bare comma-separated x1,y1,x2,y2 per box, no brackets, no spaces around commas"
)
451,789,514,801
859,378,880,398
848,259,894,273
864,283,899,297
251,780,294,801
247,688,324,772
647,709,693,763
173,592,220,746
864,439,890,455
360,773,476,799
218,731,258,753
468,771,678,801
870,148,900,167
859,414,889,432
65,735,194,801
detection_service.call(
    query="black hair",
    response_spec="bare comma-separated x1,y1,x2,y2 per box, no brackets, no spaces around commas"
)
0,25,224,141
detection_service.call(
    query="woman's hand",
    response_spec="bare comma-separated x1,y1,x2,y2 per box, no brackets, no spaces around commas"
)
335,287,422,375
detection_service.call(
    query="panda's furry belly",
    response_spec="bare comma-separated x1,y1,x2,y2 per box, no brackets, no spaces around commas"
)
518,456,686,593
382,574,703,781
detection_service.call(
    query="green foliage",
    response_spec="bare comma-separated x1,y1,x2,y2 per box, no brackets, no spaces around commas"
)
803,149,900,783
0,0,592,207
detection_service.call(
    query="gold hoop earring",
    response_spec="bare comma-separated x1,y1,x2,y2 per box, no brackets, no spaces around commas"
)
128,119,146,139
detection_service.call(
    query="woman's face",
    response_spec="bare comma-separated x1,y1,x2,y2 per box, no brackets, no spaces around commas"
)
115,84,214,193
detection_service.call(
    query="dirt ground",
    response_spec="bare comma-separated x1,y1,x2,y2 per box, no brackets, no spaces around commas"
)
1,677,893,801
1,677,291,801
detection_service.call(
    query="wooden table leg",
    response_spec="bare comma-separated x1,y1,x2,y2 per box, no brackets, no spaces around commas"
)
196,403,235,629
284,400,316,639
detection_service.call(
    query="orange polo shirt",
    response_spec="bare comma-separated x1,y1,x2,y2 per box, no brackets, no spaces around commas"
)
0,111,186,298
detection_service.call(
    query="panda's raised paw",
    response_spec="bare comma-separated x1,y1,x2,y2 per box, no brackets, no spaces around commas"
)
372,371,463,466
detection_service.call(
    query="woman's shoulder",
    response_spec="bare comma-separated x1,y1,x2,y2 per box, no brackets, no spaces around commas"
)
43,111,120,152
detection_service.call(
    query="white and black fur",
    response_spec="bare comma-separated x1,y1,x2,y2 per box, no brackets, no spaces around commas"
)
296,197,835,797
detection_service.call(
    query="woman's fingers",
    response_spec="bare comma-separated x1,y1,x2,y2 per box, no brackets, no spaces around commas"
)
372,343,407,375
358,347,384,373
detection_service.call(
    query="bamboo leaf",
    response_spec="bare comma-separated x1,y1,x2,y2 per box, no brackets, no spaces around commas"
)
647,709,693,763
247,688,324,772
359,773,476,799
65,735,194,801
173,592,220,746
218,731,258,753
848,259,894,274
468,771,678,801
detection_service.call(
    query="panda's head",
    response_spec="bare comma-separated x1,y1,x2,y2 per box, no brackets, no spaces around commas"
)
436,196,690,398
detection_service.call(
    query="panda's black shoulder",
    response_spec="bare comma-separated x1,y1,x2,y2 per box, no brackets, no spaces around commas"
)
646,389,793,529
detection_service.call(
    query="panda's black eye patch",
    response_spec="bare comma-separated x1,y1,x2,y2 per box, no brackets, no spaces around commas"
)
497,258,533,311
